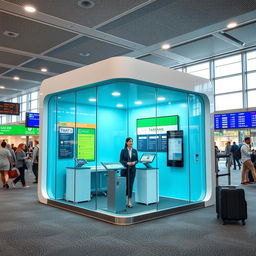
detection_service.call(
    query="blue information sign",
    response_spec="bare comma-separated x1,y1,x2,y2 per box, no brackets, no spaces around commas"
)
214,111,256,129
26,112,39,128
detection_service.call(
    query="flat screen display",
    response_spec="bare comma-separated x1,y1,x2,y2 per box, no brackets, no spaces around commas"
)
214,111,256,129
25,112,39,128
140,153,156,163
167,130,183,167
0,102,20,115
101,162,125,170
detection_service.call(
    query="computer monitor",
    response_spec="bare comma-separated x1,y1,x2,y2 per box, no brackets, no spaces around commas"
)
75,159,87,168
140,153,156,163
101,162,126,170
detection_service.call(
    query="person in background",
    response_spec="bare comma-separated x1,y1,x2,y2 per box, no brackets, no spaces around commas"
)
11,144,17,152
241,137,256,185
0,141,13,189
32,140,39,184
225,141,232,167
230,141,241,170
6,144,16,166
120,137,138,208
12,143,30,188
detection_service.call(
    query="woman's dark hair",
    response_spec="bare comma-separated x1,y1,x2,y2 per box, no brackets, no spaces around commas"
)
1,141,7,148
124,137,133,148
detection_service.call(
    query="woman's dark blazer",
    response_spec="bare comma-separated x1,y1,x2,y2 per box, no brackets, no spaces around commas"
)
120,148,138,169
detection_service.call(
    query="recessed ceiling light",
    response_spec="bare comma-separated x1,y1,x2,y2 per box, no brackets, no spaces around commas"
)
112,92,121,96
161,43,171,50
116,104,123,108
79,52,91,57
78,0,95,8
227,22,237,29
89,98,96,102
3,30,19,38
157,97,166,101
0,86,5,89
41,68,48,72
24,5,37,13
135,101,142,105
13,76,20,80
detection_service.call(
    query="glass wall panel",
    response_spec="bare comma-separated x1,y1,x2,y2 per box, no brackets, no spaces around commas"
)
96,81,158,214
188,94,206,201
248,90,256,108
156,88,190,209
215,75,242,94
215,92,243,111
247,72,256,89
215,55,241,77
75,88,97,210
247,51,256,71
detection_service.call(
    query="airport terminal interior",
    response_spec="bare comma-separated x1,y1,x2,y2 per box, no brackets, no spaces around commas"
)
1,0,256,255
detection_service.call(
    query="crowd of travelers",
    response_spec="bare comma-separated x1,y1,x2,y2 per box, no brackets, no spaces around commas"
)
0,140,39,189
215,136,256,185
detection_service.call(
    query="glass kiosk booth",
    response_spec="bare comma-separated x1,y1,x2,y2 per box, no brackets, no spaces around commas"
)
39,57,214,225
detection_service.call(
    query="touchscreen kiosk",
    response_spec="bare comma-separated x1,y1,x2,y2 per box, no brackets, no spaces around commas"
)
167,130,184,167
75,159,88,168
139,153,156,168
101,162,125,170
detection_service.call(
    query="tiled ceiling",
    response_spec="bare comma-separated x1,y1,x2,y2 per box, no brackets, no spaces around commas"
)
1,0,256,99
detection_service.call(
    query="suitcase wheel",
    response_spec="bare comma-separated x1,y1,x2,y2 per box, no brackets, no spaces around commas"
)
242,220,246,225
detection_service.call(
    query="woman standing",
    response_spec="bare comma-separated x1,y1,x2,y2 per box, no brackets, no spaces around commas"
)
120,137,138,208
13,143,30,188
0,141,13,189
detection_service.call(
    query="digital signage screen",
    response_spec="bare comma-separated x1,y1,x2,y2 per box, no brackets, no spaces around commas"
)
214,111,256,129
25,112,39,128
0,102,20,115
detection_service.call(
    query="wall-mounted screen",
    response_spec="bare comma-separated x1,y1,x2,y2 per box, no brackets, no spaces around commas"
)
25,112,39,128
0,102,20,115
77,128,95,161
137,116,179,152
167,130,183,167
214,111,256,129
58,127,74,159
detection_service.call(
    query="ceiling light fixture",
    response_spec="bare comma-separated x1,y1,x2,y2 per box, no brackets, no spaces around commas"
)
0,86,5,89
227,22,237,29
135,101,142,105
112,92,121,96
157,97,166,101
3,30,19,38
13,76,20,80
41,68,48,72
24,5,37,13
79,52,91,57
78,0,95,8
89,98,96,102
161,43,171,50
116,104,123,108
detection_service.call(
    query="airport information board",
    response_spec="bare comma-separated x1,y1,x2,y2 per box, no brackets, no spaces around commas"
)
58,127,74,159
214,111,256,129
137,116,179,152
0,125,39,135
26,112,39,128
0,102,20,115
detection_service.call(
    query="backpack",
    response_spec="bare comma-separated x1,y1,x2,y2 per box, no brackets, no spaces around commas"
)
235,145,242,160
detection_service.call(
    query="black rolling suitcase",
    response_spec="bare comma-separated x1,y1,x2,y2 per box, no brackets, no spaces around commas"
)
216,186,247,225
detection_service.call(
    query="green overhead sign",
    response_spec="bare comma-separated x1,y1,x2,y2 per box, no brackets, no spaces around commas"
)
0,125,39,135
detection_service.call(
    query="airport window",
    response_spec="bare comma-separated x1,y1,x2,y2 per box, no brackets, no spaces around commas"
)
248,90,256,108
1,116,7,124
11,97,18,103
186,62,210,79
215,75,242,94
11,115,17,123
247,72,256,89
22,94,27,102
214,54,241,77
247,51,256,71
30,100,38,110
215,92,243,111
31,91,38,100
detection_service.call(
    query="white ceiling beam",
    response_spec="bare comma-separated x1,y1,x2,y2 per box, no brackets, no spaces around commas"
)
0,75,41,84
212,32,244,48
